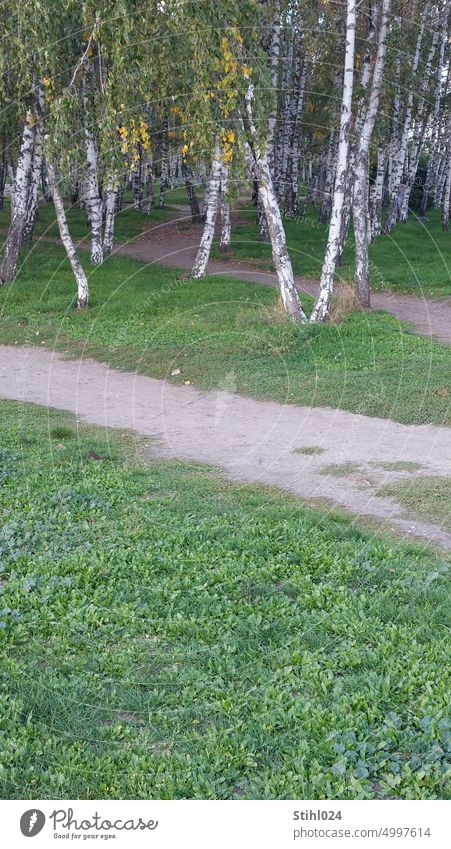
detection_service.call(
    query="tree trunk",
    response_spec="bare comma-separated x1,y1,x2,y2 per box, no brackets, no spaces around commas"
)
47,161,89,308
352,0,391,308
370,146,386,239
0,112,36,284
244,84,306,322
23,115,44,245
219,163,231,252
83,78,103,266
285,50,308,218
311,0,356,322
159,117,169,207
183,162,202,223
143,156,154,214
384,1,430,232
319,68,342,224
0,134,6,211
442,150,451,232
399,13,441,221
103,175,119,256
191,139,222,278
132,143,143,210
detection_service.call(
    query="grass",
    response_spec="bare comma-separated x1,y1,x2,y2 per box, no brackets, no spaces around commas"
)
212,205,451,299
1,243,451,427
0,399,450,800
378,476,451,533
319,463,361,477
0,189,188,247
293,446,325,456
380,461,424,473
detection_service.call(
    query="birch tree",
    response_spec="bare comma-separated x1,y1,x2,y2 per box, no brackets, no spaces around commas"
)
244,84,307,322
47,162,89,308
310,0,357,323
192,138,222,277
352,0,391,308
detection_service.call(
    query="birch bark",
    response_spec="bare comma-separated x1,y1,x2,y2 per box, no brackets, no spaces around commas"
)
0,112,36,283
191,138,222,278
103,174,119,256
83,77,103,265
244,84,306,322
310,0,356,322
353,0,391,307
47,161,89,308
384,1,430,232
219,163,231,252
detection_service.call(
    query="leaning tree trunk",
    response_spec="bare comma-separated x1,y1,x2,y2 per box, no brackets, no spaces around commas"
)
352,0,391,308
191,139,222,278
47,161,89,308
244,84,307,323
0,112,36,284
311,0,356,322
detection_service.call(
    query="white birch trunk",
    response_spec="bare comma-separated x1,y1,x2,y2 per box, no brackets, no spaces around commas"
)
0,112,36,283
353,0,391,307
370,146,386,239
159,117,169,207
219,163,231,252
400,15,441,221
83,77,103,266
23,109,44,244
285,47,308,218
47,161,89,308
244,84,306,323
103,175,119,256
191,139,222,278
384,1,430,232
310,0,356,322
442,147,451,231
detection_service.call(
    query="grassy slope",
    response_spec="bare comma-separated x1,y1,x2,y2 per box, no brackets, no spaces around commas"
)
1,243,451,426
212,206,451,299
0,400,450,800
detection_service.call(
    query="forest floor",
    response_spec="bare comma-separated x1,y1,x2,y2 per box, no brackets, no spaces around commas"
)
110,206,451,344
2,342,451,550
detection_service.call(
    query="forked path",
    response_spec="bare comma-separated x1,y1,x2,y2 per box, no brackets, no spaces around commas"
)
112,213,451,345
2,344,451,550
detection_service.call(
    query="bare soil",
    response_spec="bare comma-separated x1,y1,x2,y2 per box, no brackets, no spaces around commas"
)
2,344,451,550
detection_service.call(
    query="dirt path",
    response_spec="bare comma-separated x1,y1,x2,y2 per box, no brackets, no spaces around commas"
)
110,211,451,345
2,344,451,551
